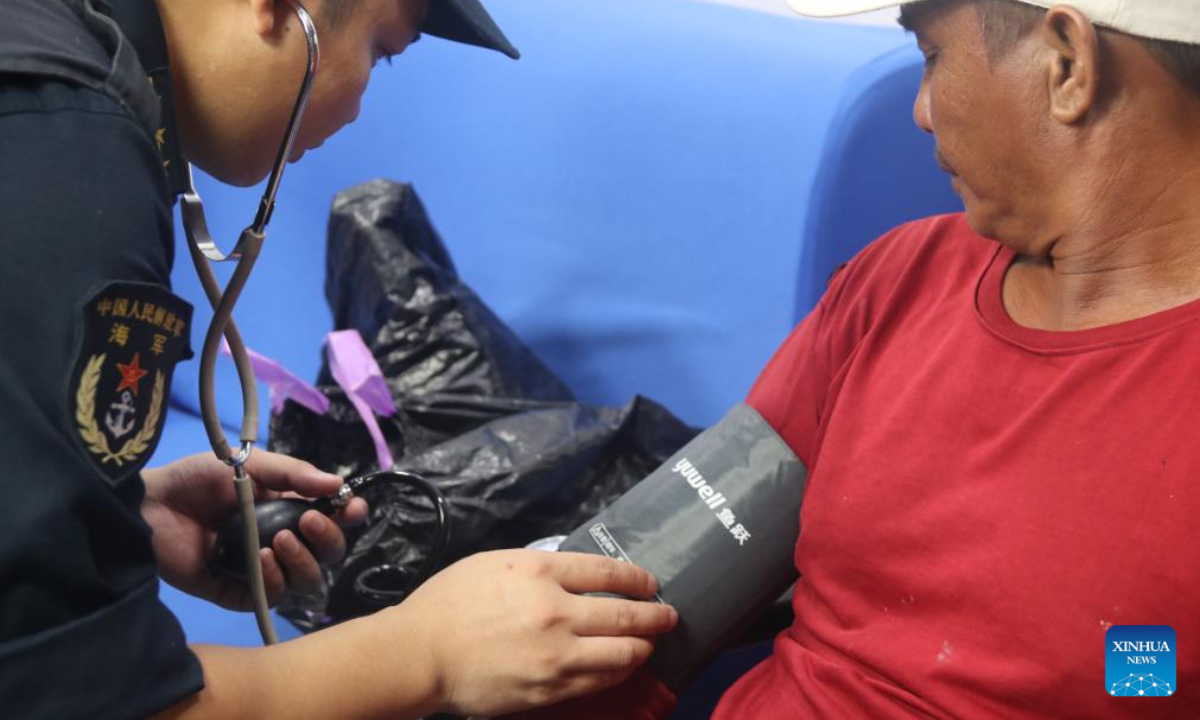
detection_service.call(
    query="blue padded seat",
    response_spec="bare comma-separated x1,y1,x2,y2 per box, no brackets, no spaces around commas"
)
796,45,962,318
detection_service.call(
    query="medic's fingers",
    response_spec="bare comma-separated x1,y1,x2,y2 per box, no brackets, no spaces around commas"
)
566,637,655,673
259,548,288,606
298,508,347,564
569,595,678,638
272,529,325,594
245,451,369,527
334,496,370,527
549,552,661,600
244,450,343,499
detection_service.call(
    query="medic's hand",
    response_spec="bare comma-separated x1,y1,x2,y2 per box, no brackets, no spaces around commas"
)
141,451,368,610
393,550,678,717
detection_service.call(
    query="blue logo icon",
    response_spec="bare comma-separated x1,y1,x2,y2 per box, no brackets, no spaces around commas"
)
1106,625,1176,697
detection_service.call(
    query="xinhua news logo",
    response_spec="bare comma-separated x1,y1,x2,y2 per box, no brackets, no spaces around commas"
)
1106,625,1176,697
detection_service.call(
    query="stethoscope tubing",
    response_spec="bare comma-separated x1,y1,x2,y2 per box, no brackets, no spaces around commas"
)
180,0,321,646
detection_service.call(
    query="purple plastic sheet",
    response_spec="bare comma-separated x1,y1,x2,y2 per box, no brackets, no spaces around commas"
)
220,338,330,415
325,329,397,471
221,333,397,471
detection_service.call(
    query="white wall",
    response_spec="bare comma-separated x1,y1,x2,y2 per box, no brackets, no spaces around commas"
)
694,0,900,25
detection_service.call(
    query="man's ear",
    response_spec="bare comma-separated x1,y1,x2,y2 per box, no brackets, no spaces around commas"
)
1040,6,1101,124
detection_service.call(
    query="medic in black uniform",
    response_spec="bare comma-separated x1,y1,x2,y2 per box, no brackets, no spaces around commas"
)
0,1,677,718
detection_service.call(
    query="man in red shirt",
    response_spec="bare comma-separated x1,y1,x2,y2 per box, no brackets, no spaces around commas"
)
513,1,1200,717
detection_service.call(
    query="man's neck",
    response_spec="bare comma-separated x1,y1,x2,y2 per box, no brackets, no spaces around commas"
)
1003,141,1200,331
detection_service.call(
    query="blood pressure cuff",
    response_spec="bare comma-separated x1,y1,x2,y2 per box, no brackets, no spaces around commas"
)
559,402,807,690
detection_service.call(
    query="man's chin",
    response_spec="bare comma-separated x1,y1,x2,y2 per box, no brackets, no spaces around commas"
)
961,203,1032,251
958,192,1000,242
962,206,995,240
191,139,315,187
193,158,273,189
290,139,326,163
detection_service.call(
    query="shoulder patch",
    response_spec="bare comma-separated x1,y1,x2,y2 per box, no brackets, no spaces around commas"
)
70,282,193,485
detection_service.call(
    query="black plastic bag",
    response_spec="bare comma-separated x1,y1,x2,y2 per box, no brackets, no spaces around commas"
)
269,180,698,627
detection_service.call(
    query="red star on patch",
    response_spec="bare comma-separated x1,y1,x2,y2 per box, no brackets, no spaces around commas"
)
116,352,150,395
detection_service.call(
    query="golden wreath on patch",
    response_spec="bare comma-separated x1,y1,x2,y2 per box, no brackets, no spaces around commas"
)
70,281,193,484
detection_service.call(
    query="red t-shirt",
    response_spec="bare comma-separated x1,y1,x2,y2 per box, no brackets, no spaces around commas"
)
507,214,1199,719
720,213,1199,718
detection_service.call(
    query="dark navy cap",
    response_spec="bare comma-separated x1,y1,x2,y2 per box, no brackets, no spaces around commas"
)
422,0,520,59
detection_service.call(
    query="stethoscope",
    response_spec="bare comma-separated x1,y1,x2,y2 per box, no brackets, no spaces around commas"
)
178,0,450,645
178,0,320,646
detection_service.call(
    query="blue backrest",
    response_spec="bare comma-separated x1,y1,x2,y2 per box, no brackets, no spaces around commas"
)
169,0,915,434
796,46,963,319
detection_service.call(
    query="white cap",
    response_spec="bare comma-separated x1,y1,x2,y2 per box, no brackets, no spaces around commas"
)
786,1,1200,45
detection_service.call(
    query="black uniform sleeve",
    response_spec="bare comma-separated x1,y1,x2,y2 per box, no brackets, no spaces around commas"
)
0,78,203,719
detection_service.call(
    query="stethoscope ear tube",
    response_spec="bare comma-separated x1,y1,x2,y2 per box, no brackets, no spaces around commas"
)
180,0,321,646
254,0,320,234
188,227,263,456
